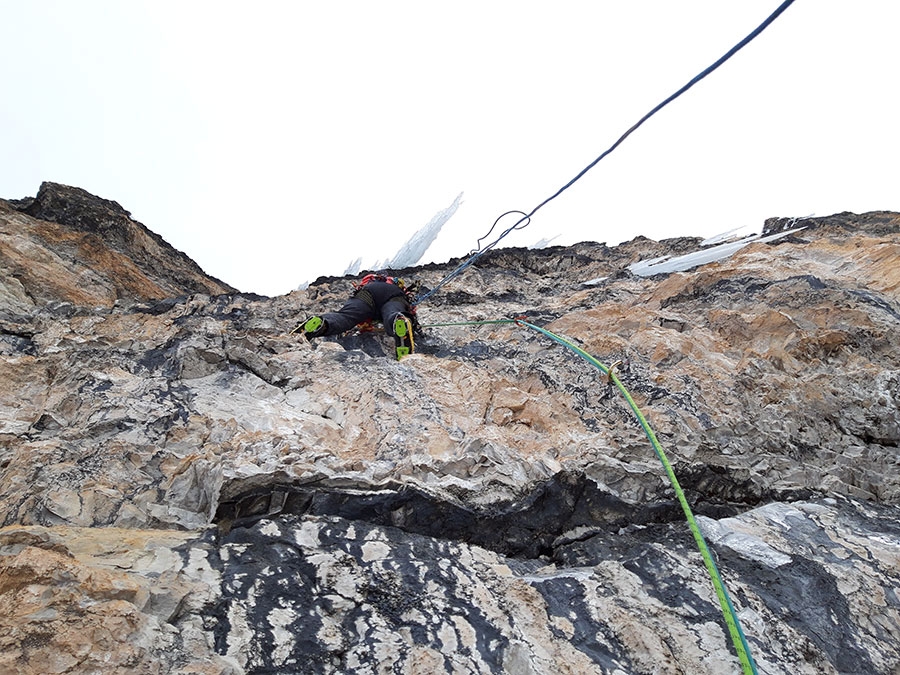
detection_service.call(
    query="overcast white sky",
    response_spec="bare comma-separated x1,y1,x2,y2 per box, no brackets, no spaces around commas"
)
2,1,897,296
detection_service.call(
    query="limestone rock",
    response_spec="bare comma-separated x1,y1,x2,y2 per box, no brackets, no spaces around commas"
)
1,183,235,309
0,190,899,674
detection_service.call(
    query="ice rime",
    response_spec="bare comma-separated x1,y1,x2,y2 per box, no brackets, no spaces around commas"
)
579,225,807,287
627,227,806,277
699,224,760,246
383,193,463,270
529,235,560,249
295,194,462,289
343,257,362,276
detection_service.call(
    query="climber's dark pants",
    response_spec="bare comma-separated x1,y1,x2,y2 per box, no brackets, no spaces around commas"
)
321,296,409,337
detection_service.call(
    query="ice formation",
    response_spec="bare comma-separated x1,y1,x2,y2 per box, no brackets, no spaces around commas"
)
383,193,463,270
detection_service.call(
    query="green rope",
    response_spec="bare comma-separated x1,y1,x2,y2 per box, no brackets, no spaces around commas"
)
419,319,522,328
514,320,758,675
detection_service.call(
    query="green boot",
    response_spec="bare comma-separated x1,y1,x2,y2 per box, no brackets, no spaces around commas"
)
300,316,327,340
393,314,414,360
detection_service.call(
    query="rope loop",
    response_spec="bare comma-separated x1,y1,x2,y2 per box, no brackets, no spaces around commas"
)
470,210,531,256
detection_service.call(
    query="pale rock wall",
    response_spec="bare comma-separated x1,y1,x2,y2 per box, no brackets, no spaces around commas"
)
0,200,899,673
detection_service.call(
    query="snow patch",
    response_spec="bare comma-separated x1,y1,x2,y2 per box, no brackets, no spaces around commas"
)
627,227,806,277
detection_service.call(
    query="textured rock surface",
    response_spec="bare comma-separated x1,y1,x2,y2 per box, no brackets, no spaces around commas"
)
1,187,898,674
1,182,235,310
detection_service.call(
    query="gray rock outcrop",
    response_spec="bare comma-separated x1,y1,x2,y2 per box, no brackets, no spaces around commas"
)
1,185,898,674
1,182,235,310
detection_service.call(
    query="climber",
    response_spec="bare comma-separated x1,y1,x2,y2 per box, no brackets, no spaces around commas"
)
296,274,418,360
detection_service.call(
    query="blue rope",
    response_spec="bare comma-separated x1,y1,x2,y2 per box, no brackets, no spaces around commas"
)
416,0,797,305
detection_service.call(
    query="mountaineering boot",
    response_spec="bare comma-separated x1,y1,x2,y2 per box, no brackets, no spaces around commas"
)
301,316,327,340
392,314,414,360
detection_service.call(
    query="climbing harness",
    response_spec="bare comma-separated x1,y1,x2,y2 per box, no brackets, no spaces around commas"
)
354,273,406,290
353,274,422,334
415,0,797,306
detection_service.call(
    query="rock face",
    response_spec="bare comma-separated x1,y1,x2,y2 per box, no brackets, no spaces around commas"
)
1,182,235,311
1,187,898,674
